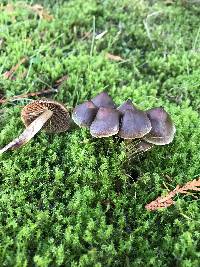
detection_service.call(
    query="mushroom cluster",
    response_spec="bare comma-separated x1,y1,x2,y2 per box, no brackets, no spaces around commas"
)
0,92,176,154
72,91,176,147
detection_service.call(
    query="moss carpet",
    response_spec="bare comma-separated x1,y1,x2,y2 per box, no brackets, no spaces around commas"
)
0,1,200,266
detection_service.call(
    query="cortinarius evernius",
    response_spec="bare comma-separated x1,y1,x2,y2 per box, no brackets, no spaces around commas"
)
117,99,136,114
91,91,116,108
72,100,98,128
143,107,176,145
90,107,120,137
118,109,151,139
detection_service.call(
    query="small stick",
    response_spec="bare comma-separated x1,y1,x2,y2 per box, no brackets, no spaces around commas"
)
0,110,53,154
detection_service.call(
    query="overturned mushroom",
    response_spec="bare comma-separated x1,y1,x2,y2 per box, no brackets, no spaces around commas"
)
143,107,176,145
118,100,151,139
0,99,70,154
90,107,120,138
126,140,154,159
72,100,98,128
91,91,116,108
132,140,154,153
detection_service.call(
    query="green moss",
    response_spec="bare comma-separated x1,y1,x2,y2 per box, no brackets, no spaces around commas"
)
0,1,200,266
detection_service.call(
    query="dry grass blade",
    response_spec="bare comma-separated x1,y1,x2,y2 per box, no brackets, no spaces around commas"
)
0,110,53,154
145,178,200,211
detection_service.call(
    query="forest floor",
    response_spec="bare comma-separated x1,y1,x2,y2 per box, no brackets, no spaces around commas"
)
0,1,200,266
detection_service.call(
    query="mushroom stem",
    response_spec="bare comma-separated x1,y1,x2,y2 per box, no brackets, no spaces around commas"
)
0,109,53,154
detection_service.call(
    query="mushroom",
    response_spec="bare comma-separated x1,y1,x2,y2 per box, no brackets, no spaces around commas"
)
0,99,70,154
90,107,120,137
133,140,154,153
143,107,176,145
91,91,116,108
72,100,98,128
118,100,151,139
117,99,136,114
126,140,154,159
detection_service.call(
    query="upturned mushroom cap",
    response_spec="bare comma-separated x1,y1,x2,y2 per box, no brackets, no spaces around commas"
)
143,107,176,145
90,107,120,137
117,99,136,114
134,140,154,153
91,91,116,108
72,101,98,128
118,109,151,139
21,99,70,133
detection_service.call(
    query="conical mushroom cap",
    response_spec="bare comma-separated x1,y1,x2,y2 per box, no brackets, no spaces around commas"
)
90,107,120,137
72,101,98,128
118,109,151,139
91,91,116,108
143,107,176,145
21,99,70,133
117,99,137,114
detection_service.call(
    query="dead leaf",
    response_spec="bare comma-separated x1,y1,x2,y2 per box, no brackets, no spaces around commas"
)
30,4,53,21
106,53,124,62
2,4,15,13
145,178,200,211
0,110,53,154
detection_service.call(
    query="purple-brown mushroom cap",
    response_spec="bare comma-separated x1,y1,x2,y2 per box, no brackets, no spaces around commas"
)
91,91,116,108
143,107,176,145
90,107,120,137
72,100,98,128
117,99,137,114
118,109,151,139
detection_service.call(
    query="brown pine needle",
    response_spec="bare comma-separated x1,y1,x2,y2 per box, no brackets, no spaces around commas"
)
3,57,28,80
0,89,57,104
145,178,200,211
0,75,68,104
0,110,53,154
